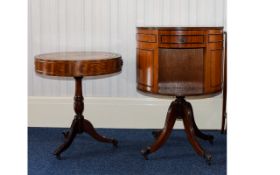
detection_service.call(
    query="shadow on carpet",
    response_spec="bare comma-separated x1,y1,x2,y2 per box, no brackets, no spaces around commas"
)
28,127,226,175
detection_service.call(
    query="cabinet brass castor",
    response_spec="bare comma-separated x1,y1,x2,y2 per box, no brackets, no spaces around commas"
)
209,137,214,145
112,139,118,148
204,152,212,165
62,131,69,139
152,130,161,139
54,153,61,160
141,148,150,160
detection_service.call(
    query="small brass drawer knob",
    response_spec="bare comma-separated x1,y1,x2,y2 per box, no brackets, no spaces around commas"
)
179,37,186,43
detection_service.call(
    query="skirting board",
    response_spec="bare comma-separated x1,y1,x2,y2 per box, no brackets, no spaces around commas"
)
28,95,222,129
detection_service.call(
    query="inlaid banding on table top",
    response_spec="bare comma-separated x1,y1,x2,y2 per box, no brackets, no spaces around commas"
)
35,51,123,77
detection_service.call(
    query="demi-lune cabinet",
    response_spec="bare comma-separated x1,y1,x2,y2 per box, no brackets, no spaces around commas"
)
136,27,225,164
137,27,224,96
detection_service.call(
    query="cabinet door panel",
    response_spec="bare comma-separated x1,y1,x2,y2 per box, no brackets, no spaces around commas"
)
210,50,223,88
137,49,154,87
158,48,204,95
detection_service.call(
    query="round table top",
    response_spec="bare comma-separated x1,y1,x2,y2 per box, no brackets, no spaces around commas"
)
35,51,122,77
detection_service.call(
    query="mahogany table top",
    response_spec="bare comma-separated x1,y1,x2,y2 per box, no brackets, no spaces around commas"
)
35,51,122,77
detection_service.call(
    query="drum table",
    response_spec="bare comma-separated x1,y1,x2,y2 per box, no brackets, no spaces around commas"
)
35,51,123,159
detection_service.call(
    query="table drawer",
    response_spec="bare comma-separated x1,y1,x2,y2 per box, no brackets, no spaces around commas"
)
160,35,204,44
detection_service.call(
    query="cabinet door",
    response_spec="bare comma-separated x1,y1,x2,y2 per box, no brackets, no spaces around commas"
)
136,49,154,87
210,49,223,89
158,48,204,95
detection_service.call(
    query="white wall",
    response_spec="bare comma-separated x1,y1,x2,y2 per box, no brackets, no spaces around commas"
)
28,0,226,129
28,96,222,129
28,0,226,97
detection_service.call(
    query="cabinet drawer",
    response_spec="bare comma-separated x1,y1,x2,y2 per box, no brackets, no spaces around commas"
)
160,35,204,44
208,30,223,34
208,42,223,50
209,34,223,42
137,34,157,43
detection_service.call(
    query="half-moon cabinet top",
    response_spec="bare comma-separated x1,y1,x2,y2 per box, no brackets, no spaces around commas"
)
35,51,122,77
136,27,224,96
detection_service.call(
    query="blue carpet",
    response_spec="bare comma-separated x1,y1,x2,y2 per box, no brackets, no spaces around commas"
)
28,128,226,175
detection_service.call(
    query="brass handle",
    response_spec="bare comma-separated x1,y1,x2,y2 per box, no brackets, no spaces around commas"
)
179,37,186,43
